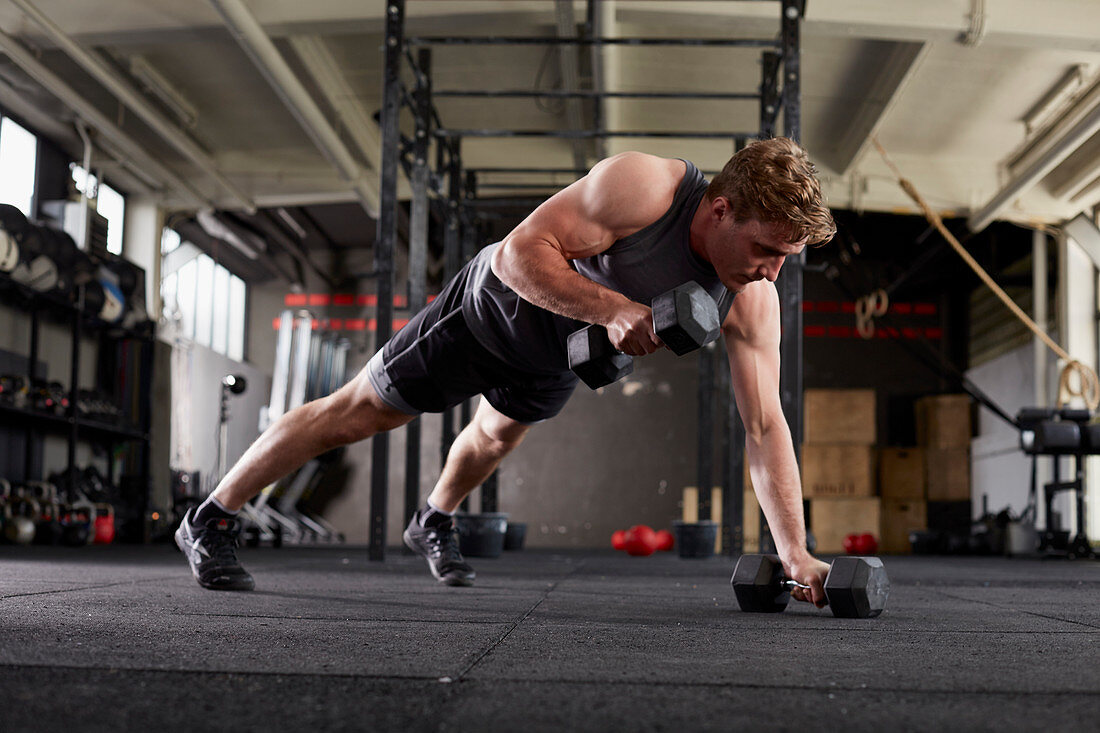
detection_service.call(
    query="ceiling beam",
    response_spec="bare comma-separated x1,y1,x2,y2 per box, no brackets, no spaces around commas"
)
617,1,1100,52
0,29,209,208
287,34,380,217
209,0,379,219
8,0,256,213
820,41,928,176
10,1,1100,52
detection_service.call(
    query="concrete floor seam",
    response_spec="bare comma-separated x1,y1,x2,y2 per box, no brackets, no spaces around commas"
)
926,588,1100,630
0,577,181,601
451,559,589,683
0,662,439,683
169,611,511,625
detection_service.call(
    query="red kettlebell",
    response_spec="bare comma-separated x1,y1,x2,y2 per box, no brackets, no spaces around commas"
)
842,533,859,555
93,504,115,545
611,529,627,551
856,533,878,555
654,529,674,552
624,525,656,556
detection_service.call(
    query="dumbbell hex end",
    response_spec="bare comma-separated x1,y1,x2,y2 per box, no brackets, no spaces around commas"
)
824,556,890,619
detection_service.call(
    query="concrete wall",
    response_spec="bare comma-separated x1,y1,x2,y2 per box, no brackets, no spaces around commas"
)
967,343,1062,525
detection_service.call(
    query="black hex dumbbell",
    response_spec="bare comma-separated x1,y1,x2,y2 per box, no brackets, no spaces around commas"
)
731,554,891,619
567,281,721,389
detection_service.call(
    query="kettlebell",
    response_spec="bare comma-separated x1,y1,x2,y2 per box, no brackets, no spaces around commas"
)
93,504,116,545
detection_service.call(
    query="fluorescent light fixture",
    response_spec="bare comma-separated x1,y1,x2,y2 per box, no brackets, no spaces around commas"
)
196,209,262,260
1023,65,1088,136
129,55,198,129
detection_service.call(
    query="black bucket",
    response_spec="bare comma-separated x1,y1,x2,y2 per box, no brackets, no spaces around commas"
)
504,522,527,551
454,512,509,558
672,520,718,558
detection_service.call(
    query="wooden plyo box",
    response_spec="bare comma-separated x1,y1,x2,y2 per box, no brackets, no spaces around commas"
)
810,497,882,554
880,499,927,554
879,447,926,500
804,389,877,445
802,444,876,499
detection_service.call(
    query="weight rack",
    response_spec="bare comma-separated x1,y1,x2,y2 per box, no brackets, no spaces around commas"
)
369,0,806,560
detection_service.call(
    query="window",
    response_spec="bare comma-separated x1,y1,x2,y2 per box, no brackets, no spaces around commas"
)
96,184,125,255
160,227,248,361
71,164,125,255
227,274,246,362
0,117,37,216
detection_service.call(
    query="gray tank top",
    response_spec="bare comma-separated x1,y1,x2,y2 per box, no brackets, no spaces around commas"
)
462,160,734,375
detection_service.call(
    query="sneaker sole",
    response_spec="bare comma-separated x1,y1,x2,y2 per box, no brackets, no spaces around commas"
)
403,529,475,587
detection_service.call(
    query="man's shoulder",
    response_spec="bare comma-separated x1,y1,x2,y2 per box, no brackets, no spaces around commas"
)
722,281,780,344
585,153,687,229
594,152,686,185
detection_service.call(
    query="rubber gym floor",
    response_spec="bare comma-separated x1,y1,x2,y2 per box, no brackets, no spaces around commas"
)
1,544,1095,732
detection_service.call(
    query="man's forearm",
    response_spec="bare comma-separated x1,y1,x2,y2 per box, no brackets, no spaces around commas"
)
746,424,811,562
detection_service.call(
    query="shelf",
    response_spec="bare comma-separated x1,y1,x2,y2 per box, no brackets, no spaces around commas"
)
0,401,147,442
0,274,155,341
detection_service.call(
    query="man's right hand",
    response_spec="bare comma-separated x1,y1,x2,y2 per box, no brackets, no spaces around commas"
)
605,302,663,356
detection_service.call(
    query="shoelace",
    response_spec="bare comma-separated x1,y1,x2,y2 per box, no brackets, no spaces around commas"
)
202,521,242,565
426,526,464,566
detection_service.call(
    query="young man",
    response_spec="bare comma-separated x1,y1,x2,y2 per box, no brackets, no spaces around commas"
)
176,137,837,609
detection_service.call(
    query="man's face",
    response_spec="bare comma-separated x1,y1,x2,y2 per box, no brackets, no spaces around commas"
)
709,215,806,294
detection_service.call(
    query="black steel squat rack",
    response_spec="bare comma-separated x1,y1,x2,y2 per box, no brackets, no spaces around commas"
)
369,0,806,561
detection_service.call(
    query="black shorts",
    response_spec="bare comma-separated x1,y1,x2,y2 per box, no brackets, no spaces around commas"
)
366,266,578,425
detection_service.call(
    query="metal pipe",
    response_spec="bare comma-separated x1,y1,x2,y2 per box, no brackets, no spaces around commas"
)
1034,229,1048,407
587,0,606,160
404,47,431,531
289,35,382,217
433,89,759,99
0,30,208,208
75,122,93,250
209,0,377,218
435,129,755,139
470,167,589,174
368,0,405,562
10,0,255,212
776,0,804,510
409,36,779,48
554,0,587,171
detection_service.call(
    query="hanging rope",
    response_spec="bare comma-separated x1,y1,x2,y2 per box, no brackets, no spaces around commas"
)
870,136,1100,411
855,288,889,339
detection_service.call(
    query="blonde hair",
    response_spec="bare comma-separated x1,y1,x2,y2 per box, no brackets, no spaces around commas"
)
705,137,835,246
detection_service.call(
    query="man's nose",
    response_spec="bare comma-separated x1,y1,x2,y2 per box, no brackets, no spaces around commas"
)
760,256,785,282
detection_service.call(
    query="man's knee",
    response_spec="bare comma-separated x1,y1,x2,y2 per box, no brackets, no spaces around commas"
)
471,402,530,455
323,369,415,444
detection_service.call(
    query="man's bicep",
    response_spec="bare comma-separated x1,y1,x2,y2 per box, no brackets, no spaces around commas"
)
723,285,785,436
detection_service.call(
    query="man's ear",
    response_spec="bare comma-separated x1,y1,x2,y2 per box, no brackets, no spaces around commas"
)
711,195,731,221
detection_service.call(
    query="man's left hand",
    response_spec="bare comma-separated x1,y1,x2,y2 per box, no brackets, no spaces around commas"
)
783,555,831,608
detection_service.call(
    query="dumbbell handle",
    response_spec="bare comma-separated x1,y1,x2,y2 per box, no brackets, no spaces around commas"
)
781,579,812,591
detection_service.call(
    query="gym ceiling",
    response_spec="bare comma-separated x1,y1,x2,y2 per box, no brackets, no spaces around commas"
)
1,0,1098,283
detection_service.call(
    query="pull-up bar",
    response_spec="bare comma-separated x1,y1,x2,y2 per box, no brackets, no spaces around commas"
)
435,128,757,139
433,90,759,100
408,36,780,48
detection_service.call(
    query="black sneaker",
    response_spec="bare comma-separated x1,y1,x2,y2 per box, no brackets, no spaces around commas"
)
174,508,255,591
403,515,476,587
